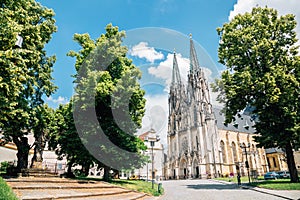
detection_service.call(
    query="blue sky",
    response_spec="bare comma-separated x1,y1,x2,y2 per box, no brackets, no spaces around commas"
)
37,0,238,106
36,0,300,144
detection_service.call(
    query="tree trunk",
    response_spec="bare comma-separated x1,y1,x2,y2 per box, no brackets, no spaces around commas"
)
285,142,299,183
66,159,75,178
30,132,45,168
103,165,111,182
83,164,90,177
13,136,30,172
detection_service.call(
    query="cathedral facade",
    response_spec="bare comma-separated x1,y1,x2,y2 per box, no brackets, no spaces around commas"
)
165,36,269,179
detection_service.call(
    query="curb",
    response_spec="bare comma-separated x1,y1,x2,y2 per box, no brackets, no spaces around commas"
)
210,179,298,200
240,185,296,200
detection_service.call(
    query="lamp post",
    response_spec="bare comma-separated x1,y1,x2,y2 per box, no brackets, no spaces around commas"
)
240,143,251,184
145,151,149,182
145,129,160,189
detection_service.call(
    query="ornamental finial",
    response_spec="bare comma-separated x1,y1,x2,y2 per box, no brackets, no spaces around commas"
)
189,33,192,39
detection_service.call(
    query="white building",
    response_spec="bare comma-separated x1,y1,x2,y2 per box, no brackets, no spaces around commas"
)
0,133,66,174
137,129,165,181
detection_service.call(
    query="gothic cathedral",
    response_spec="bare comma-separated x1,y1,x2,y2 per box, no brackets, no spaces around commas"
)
166,36,268,179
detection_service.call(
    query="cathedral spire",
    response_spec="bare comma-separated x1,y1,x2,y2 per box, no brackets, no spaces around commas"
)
189,34,200,73
171,51,182,86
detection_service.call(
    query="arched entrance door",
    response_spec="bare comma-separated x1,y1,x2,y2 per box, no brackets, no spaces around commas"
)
180,158,187,179
192,158,200,178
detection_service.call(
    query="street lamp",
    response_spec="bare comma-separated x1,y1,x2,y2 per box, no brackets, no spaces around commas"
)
144,129,160,189
240,143,251,184
145,150,149,182
15,35,23,48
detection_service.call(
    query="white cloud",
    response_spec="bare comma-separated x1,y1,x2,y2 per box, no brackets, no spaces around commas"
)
129,42,164,63
229,0,300,46
46,96,68,106
148,53,189,90
137,94,169,149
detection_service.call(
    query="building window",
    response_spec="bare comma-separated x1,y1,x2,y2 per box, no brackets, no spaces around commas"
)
231,142,237,162
220,141,227,163
273,157,277,168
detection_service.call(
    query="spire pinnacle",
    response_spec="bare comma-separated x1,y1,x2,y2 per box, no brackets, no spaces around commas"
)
189,33,192,39
189,34,200,73
171,52,182,86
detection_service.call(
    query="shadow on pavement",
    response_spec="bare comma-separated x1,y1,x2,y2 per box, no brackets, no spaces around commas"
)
186,183,239,190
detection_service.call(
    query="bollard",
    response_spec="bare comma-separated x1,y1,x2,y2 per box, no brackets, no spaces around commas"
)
158,183,162,193
237,175,241,186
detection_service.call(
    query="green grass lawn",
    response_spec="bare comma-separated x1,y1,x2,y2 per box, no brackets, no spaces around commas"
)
110,179,163,196
0,177,18,200
214,176,300,190
75,177,163,196
250,179,300,190
215,176,252,183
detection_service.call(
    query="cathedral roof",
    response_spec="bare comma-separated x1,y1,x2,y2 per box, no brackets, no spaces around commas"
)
265,148,285,154
138,128,157,141
139,130,151,141
213,107,256,134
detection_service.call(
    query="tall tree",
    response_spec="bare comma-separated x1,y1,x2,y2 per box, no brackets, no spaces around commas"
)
214,7,300,182
68,24,147,181
48,102,94,177
0,0,57,171
30,104,54,168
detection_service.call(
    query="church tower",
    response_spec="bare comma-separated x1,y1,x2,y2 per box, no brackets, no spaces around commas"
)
167,35,221,179
167,52,185,179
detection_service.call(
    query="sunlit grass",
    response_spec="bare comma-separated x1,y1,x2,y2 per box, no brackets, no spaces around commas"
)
214,176,252,183
110,179,163,196
251,179,300,190
214,176,300,190
0,177,18,200
75,177,163,196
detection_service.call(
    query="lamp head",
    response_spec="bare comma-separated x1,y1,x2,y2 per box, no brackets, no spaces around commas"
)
15,35,23,48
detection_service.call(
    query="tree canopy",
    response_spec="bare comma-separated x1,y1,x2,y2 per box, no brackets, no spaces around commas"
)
214,7,300,182
49,102,94,177
0,0,57,170
67,24,147,180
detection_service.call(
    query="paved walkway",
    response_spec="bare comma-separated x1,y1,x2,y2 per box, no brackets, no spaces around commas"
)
158,179,300,200
5,177,155,200
214,179,300,200
241,183,300,200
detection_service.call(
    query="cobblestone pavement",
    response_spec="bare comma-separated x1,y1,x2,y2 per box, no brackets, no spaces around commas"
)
158,179,300,200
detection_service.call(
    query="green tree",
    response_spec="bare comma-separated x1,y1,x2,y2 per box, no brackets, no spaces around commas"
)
0,0,57,171
68,24,147,181
30,104,54,168
49,102,94,177
214,7,300,182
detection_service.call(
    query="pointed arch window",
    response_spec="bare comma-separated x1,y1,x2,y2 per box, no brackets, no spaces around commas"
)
196,136,199,151
194,107,197,126
220,141,227,163
231,142,238,162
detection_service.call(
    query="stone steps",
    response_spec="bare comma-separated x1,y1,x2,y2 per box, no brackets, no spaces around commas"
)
21,168,59,178
56,191,148,200
5,177,154,200
12,188,132,200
